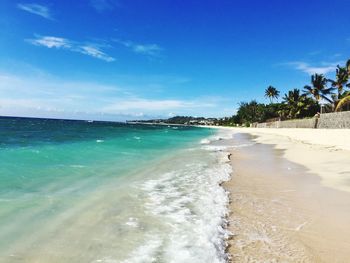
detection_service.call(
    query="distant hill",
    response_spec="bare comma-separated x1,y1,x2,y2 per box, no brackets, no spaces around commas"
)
127,115,219,125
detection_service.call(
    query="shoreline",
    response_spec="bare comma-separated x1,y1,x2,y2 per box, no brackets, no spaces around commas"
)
208,127,350,192
216,128,350,262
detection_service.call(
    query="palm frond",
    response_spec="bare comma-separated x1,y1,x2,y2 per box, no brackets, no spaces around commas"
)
335,95,350,111
323,87,335,94
327,79,336,86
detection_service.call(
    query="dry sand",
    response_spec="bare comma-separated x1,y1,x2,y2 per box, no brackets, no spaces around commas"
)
219,128,350,262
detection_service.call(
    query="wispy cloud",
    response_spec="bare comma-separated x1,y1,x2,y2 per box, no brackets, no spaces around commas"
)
90,0,120,12
79,45,115,62
26,35,115,62
286,61,339,75
0,71,123,120
101,98,214,112
114,39,163,57
0,71,222,120
28,36,71,48
17,3,53,20
129,43,162,56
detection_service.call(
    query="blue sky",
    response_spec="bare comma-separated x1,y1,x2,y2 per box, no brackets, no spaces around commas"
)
0,0,349,121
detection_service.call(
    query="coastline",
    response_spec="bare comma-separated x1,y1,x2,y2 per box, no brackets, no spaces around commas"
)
215,127,350,262
206,127,350,192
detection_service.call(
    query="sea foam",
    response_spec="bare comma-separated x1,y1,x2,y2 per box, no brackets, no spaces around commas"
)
121,131,232,263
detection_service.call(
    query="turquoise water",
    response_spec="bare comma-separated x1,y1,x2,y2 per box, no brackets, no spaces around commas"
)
0,117,230,262
0,117,211,193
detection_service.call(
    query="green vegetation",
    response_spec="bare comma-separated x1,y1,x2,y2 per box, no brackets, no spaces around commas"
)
264,86,280,103
128,116,217,125
303,74,333,104
222,58,350,126
131,59,350,127
335,91,350,111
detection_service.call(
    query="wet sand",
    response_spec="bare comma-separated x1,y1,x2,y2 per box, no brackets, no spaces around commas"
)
224,133,350,262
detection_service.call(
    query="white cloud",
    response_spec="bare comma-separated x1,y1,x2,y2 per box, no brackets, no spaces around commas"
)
287,61,338,75
115,39,163,56
17,3,52,20
102,99,191,112
26,35,115,62
0,72,206,119
79,46,115,62
101,98,216,115
132,44,162,56
0,70,226,120
0,72,125,120
28,36,71,48
0,98,45,109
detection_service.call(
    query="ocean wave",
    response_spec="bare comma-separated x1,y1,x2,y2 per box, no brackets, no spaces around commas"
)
120,236,163,263
125,217,139,228
200,130,234,145
201,143,254,152
201,145,230,151
128,148,231,263
200,138,211,144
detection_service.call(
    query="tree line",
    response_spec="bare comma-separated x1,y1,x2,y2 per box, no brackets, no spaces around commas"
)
220,59,350,126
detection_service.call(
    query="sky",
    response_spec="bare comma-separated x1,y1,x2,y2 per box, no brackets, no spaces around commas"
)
0,0,349,121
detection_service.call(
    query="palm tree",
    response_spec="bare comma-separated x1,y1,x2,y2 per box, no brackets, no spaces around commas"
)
328,66,349,98
281,89,312,119
335,94,350,111
303,74,334,106
237,100,265,123
264,86,280,103
335,91,350,111
346,59,350,87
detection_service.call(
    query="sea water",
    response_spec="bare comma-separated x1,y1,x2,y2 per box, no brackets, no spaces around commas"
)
0,117,232,263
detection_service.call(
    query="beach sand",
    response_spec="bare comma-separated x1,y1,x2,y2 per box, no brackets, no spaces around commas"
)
221,128,350,262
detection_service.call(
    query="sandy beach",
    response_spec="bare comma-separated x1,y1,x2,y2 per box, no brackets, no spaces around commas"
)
219,128,350,262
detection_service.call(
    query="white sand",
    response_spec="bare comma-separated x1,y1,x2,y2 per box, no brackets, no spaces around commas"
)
216,129,350,262
216,127,350,192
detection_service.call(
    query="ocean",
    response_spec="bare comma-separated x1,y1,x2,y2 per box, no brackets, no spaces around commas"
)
0,117,231,263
